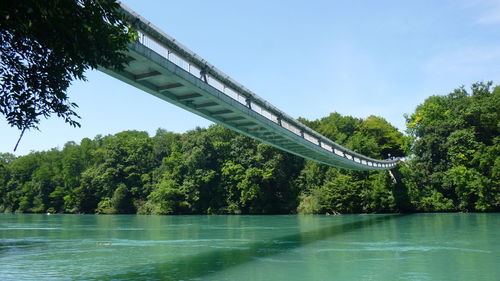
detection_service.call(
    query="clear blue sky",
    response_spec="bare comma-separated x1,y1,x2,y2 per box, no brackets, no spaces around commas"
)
1,0,499,155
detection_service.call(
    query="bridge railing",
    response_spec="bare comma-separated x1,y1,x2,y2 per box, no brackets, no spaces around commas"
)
119,4,398,169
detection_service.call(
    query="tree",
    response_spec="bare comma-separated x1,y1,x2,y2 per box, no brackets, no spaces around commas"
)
403,82,500,211
1,112,412,215
0,0,134,149
112,183,134,213
359,115,408,157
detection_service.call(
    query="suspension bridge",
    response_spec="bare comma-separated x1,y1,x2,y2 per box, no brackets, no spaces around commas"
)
100,4,399,171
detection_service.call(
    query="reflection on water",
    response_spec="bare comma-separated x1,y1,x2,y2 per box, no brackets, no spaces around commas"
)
0,213,498,281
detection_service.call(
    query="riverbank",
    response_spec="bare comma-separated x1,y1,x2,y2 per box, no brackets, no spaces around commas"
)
1,83,498,215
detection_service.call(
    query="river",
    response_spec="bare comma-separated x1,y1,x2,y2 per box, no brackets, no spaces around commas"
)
0,213,498,280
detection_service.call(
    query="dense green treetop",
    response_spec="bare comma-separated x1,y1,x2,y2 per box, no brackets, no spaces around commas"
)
0,83,498,214
0,112,409,215
403,82,499,211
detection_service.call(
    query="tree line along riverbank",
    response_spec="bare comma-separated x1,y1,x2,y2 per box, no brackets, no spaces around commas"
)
0,82,498,214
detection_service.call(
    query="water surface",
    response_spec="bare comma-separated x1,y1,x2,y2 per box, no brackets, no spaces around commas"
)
1,213,498,280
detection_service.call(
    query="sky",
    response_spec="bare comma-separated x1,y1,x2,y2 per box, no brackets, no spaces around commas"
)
1,0,499,156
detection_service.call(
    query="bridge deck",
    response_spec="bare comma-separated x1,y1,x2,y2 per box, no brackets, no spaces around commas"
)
100,4,398,170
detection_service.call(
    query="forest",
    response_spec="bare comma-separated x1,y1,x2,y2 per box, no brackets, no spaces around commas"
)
0,82,498,214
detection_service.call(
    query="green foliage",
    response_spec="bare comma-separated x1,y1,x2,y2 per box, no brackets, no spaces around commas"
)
0,0,134,133
139,178,187,215
112,184,134,214
0,109,407,214
418,189,455,212
96,197,116,214
403,82,500,212
2,82,497,214
294,112,407,214
360,116,408,157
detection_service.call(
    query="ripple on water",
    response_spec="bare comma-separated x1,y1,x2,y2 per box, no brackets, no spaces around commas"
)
315,245,491,253
1,213,498,281
106,238,252,246
0,227,60,230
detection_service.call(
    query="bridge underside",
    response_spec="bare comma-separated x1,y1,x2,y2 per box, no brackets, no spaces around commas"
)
101,42,390,170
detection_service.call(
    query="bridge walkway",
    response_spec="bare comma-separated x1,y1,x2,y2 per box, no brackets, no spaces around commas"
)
99,4,399,171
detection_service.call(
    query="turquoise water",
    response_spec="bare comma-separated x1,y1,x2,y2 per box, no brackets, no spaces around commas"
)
0,213,498,280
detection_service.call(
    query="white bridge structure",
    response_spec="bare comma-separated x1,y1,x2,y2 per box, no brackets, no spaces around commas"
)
100,4,399,170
